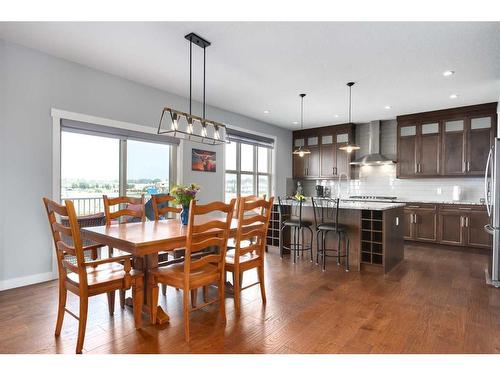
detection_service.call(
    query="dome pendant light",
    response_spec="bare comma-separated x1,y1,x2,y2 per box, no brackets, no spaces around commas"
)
339,82,361,153
292,93,311,158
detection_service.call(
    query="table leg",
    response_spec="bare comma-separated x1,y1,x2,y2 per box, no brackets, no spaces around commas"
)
125,253,170,325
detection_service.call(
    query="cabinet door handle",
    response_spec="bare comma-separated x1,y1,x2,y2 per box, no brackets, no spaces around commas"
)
460,216,464,227
413,214,417,224
466,216,469,227
467,161,470,172
396,217,399,226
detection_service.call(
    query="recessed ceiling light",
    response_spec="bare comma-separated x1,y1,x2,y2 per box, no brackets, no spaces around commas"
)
334,114,340,118
292,121,299,125
263,110,270,114
450,94,459,99
443,70,455,77
384,105,392,110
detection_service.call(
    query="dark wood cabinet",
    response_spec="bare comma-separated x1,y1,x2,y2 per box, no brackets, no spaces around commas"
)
306,146,320,177
404,203,491,250
465,209,492,248
398,123,440,178
467,115,495,175
293,124,354,180
397,103,497,178
404,204,437,242
438,208,464,245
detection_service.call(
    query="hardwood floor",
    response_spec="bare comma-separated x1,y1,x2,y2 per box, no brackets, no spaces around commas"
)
1,243,499,354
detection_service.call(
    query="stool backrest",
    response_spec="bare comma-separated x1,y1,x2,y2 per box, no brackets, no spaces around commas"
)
277,196,306,225
311,197,340,231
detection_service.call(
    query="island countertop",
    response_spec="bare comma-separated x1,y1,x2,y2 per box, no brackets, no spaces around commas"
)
282,199,406,211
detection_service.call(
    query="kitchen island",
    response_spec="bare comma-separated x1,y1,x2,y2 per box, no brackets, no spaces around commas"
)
270,199,406,273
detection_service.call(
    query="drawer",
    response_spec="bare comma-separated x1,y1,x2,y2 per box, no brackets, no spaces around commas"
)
440,204,486,212
405,203,437,210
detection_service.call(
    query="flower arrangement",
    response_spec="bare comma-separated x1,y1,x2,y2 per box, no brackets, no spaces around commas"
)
294,193,306,201
171,183,200,207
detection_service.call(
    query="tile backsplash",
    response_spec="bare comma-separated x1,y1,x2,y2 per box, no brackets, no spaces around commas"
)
289,164,485,203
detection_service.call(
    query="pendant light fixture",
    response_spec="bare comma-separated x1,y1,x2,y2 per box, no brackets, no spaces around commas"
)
292,93,311,158
157,33,229,145
339,82,361,153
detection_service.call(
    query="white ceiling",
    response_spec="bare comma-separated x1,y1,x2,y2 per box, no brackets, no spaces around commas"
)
1,22,499,129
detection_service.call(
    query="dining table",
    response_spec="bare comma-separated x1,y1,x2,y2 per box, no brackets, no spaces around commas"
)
81,216,245,325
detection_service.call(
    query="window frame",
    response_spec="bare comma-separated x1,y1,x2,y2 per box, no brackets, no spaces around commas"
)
224,141,272,201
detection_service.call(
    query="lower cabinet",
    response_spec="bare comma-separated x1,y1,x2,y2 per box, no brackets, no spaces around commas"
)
404,204,438,242
405,203,491,249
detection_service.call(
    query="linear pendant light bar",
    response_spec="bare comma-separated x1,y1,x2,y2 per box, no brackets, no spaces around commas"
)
157,32,229,145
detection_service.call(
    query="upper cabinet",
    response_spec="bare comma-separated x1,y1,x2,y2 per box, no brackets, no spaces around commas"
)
293,124,354,179
397,103,497,178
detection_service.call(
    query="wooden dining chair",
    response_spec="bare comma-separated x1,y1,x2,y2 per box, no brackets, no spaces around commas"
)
148,198,236,343
151,193,181,220
103,194,145,307
226,195,274,314
43,197,143,354
103,194,146,224
151,194,183,296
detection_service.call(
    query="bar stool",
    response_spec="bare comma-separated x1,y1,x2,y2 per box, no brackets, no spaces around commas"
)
277,196,314,263
311,197,350,272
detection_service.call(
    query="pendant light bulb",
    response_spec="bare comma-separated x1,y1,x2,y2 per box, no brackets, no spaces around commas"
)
187,117,193,134
201,122,208,137
170,113,178,131
299,150,305,157
214,125,221,140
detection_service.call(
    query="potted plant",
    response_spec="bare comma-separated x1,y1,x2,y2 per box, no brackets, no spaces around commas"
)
170,183,201,225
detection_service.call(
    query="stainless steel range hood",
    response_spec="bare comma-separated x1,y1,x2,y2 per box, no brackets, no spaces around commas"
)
350,121,396,166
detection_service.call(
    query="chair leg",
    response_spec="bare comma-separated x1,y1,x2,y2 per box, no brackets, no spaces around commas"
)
316,230,321,265
219,272,226,323
75,296,88,354
322,231,327,272
191,289,198,308
257,264,267,304
54,282,67,336
150,277,159,325
203,285,209,303
106,291,115,315
161,284,167,296
132,278,143,329
183,289,190,343
308,227,314,262
119,289,126,309
337,233,341,265
345,234,350,272
234,269,241,314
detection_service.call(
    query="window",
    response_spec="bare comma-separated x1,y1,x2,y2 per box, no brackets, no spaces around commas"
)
224,141,272,202
61,127,174,215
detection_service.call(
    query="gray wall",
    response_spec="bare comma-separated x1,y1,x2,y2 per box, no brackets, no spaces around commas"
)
0,40,292,285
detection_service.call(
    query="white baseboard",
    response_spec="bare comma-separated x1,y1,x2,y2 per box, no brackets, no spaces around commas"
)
0,271,57,291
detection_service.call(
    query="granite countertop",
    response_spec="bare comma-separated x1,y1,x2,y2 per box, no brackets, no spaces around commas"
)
392,199,485,206
284,199,406,211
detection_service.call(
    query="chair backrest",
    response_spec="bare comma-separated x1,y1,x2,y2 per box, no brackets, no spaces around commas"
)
103,195,146,224
235,194,266,216
43,197,88,286
311,197,340,230
234,195,274,260
151,194,181,220
277,196,305,225
184,199,236,283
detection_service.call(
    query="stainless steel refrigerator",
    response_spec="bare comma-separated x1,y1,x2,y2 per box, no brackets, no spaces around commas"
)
484,137,500,287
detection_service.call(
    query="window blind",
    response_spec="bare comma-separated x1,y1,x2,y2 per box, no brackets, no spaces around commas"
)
61,119,180,146
226,128,274,149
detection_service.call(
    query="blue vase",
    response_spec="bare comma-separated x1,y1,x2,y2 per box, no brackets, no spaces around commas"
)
180,205,189,225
